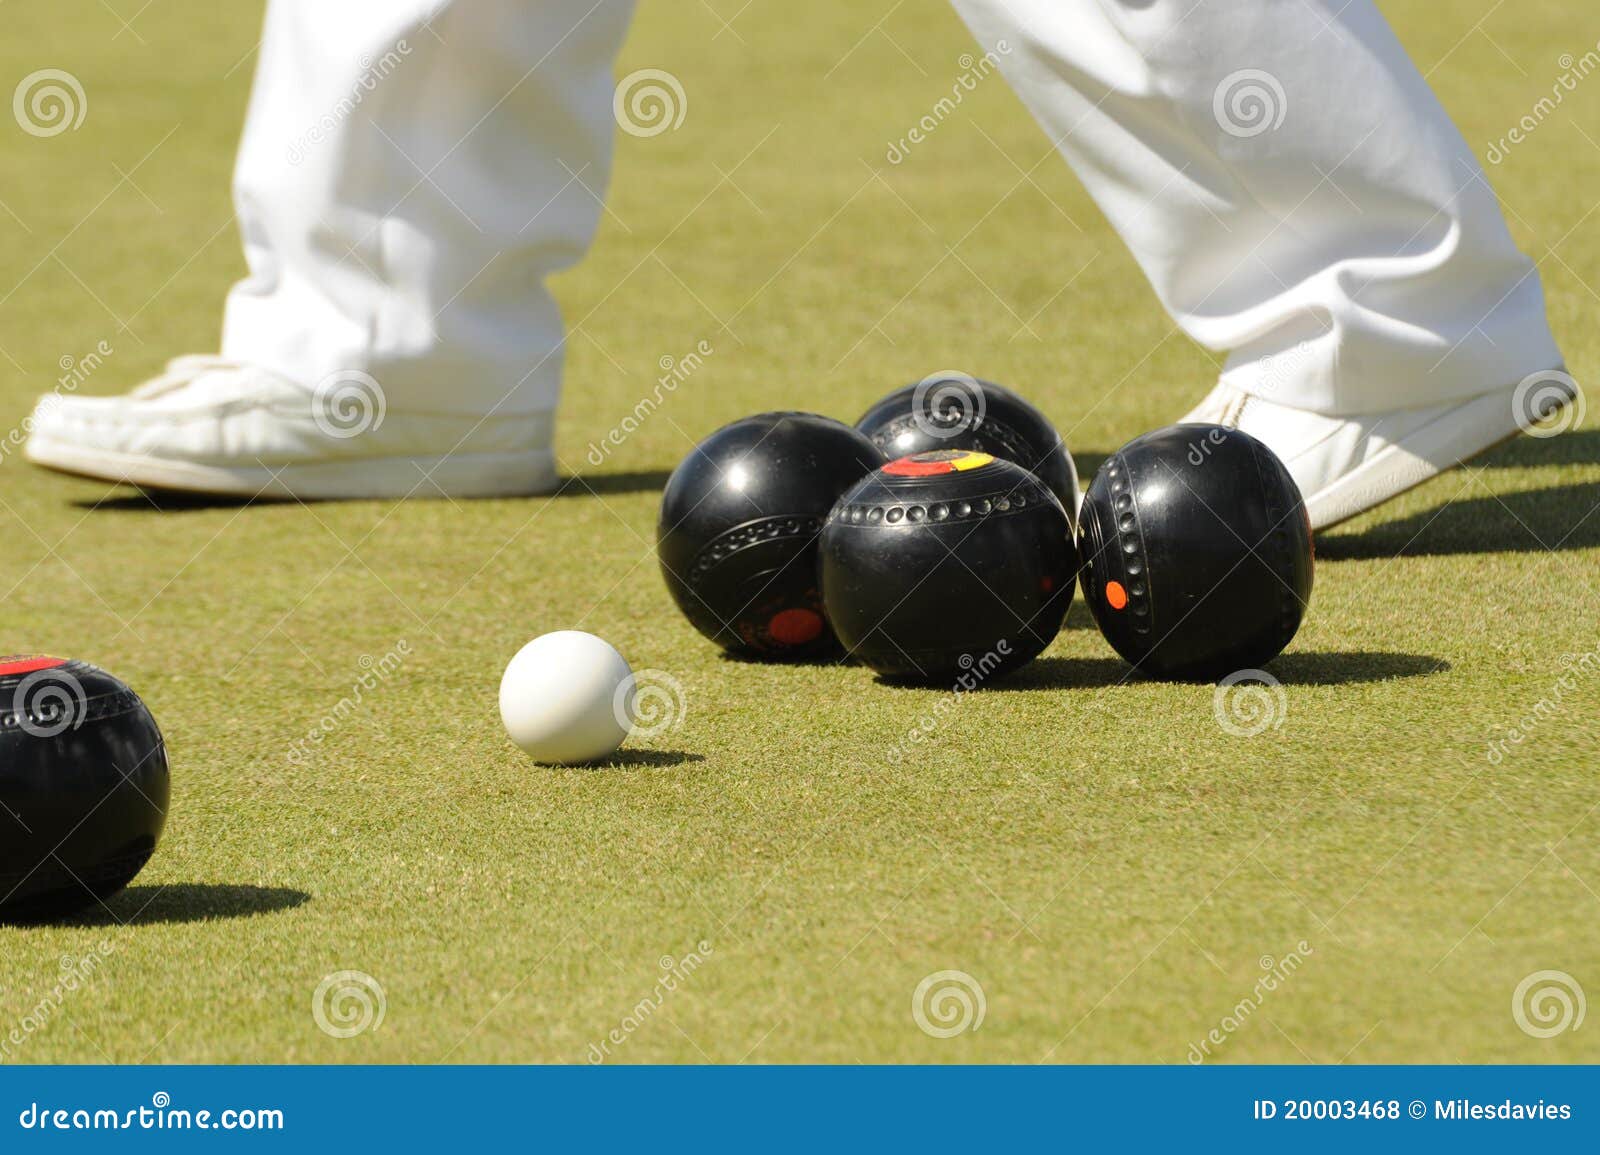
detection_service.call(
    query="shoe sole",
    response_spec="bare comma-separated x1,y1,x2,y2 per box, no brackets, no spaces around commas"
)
1303,384,1575,531
24,437,559,500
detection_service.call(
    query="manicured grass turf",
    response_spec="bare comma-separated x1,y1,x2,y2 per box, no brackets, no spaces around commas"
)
0,0,1596,1063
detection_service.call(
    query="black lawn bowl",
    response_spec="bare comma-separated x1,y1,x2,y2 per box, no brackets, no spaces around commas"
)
819,450,1076,683
1078,424,1314,681
0,656,168,922
854,375,1080,523
658,412,886,657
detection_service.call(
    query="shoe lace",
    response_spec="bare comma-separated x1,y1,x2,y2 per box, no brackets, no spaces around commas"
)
129,355,249,400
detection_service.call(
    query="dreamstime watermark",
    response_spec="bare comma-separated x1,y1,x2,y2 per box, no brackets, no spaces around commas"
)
911,970,986,1038
2,340,114,464
1187,941,1313,1063
1212,669,1286,737
1511,369,1583,439
286,41,412,165
586,339,713,466
586,941,713,1062
885,641,1012,764
311,369,387,439
1485,648,1597,765
613,69,686,137
287,641,411,765
311,970,386,1038
1213,69,1287,138
1512,970,1585,1039
613,668,687,740
885,43,1010,164
13,69,86,137
0,942,117,1062
1254,340,1317,399
1486,41,1600,165
1187,345,1319,465
1186,424,1231,467
17,1093,284,1132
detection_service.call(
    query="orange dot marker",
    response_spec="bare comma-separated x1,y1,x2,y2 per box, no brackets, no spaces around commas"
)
1105,580,1128,610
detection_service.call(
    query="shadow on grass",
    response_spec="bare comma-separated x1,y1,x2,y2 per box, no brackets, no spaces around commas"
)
991,655,1131,690
64,883,311,927
1474,428,1599,470
1318,482,1600,560
926,649,1448,691
552,469,671,497
72,490,282,512
719,646,853,669
68,468,673,512
1267,650,1449,685
578,749,705,770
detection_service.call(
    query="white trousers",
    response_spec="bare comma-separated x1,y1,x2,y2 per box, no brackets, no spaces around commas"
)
221,0,637,416
221,0,1562,419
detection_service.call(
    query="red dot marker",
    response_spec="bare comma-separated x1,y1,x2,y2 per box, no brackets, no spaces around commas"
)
768,608,824,646
1104,581,1129,611
0,655,68,676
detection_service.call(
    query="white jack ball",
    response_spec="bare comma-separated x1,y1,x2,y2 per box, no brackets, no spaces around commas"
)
499,631,634,764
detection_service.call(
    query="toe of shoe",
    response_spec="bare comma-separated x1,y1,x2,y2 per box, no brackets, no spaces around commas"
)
25,394,139,454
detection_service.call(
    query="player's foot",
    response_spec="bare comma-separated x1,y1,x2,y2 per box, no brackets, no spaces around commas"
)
1178,370,1580,530
23,356,557,500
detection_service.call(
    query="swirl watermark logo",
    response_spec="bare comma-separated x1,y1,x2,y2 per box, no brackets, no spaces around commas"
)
911,970,986,1038
1512,970,1585,1038
13,69,87,138
1212,669,1285,737
311,369,386,439
1213,69,1287,138
911,371,987,442
614,669,687,739
613,69,686,138
11,668,88,738
1511,369,1582,438
312,970,386,1038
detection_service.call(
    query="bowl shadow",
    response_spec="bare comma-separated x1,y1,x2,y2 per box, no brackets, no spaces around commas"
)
60,883,311,927
718,648,852,670
969,649,1449,691
573,749,705,770
1266,650,1449,685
